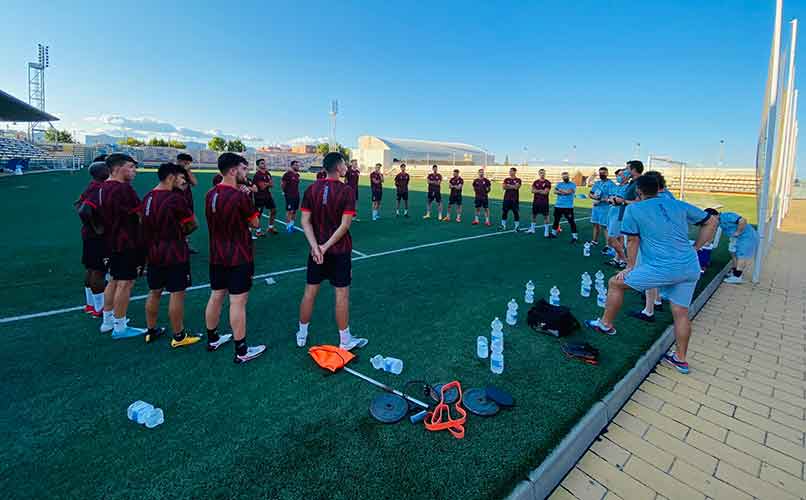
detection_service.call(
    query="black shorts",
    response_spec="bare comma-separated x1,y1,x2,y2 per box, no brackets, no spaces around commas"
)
209,262,254,295
532,202,549,216
307,252,352,288
428,190,442,203
371,190,383,202
449,193,462,205
285,195,300,212
255,193,275,211
474,197,489,209
109,250,142,281
396,191,409,201
147,261,191,293
82,238,107,273
502,199,519,213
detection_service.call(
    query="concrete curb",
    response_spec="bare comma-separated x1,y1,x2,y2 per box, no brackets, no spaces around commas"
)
507,261,733,500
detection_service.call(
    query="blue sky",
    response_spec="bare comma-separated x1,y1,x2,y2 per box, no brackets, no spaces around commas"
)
1,0,803,173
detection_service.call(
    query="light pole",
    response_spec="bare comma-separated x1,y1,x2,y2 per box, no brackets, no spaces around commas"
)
329,99,338,152
633,142,641,160
28,43,49,141
718,139,725,167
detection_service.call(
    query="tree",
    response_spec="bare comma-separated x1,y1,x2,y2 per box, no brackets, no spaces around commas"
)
208,136,227,151
44,129,75,143
167,139,186,149
316,143,351,158
226,139,246,152
118,137,145,147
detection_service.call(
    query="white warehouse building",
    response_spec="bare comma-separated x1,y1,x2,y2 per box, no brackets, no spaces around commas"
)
356,136,493,170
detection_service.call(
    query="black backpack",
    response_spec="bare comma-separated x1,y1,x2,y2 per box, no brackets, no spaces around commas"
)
526,299,580,337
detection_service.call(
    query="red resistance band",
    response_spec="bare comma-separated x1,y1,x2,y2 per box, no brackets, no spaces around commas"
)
424,380,467,439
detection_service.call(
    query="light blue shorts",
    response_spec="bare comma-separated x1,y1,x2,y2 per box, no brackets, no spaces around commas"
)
734,229,758,259
591,206,609,225
624,264,701,308
607,209,621,237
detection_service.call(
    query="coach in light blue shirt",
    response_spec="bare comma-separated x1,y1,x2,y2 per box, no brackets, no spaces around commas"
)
589,166,616,246
585,174,717,375
550,171,579,242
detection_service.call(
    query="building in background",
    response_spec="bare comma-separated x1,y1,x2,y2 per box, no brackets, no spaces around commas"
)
356,136,492,170
291,144,317,154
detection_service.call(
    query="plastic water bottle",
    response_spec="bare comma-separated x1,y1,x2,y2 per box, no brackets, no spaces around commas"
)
490,346,504,374
595,270,605,282
583,242,591,257
549,286,560,306
728,237,737,253
477,336,489,359
490,317,504,345
127,401,154,424
144,408,164,429
370,355,403,375
505,299,518,325
597,287,607,308
524,280,535,304
580,273,592,298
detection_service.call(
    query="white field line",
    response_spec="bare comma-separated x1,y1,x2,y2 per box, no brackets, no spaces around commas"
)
263,213,368,257
0,216,590,324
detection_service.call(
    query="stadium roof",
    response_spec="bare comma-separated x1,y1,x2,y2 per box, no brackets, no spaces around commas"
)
366,137,488,155
0,89,59,122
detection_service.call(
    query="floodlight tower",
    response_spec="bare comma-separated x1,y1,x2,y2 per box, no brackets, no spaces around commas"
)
329,99,338,151
719,139,725,166
633,142,641,160
28,43,50,140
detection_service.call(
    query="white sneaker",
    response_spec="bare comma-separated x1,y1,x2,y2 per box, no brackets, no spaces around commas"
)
723,275,744,284
234,344,267,364
100,318,114,333
525,228,536,234
339,336,368,351
296,330,308,347
207,333,233,351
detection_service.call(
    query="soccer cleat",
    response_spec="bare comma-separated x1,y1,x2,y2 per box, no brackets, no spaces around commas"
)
268,227,279,235
144,327,166,344
188,247,199,255
472,219,479,225
171,334,202,349
296,330,308,348
628,310,655,323
442,216,451,222
589,240,599,246
88,308,102,319
84,305,95,315
456,217,461,223
234,345,267,364
251,233,258,240
662,352,690,374
207,333,233,351
525,228,536,234
111,326,147,339
256,229,264,237
584,319,617,336
100,320,114,333
340,336,368,351
422,214,431,219
484,221,491,226
723,275,744,284
404,213,409,218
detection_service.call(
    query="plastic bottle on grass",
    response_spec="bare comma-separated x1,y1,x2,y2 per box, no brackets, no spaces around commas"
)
477,336,489,359
505,299,518,325
580,273,592,298
370,355,403,375
127,401,154,424
549,286,560,306
490,345,504,374
524,280,535,304
597,287,607,308
490,317,504,345
583,242,591,257
144,408,164,429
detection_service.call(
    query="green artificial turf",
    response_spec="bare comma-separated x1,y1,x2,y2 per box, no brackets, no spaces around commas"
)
0,170,731,500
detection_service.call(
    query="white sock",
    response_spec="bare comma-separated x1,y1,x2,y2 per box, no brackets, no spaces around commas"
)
552,229,558,236
530,223,536,230
514,221,520,229
92,293,104,311
84,287,93,306
404,209,408,215
501,220,506,228
269,224,274,229
103,310,114,323
474,215,479,222
641,308,654,317
372,209,377,217
113,316,127,333
485,215,490,223
572,233,578,239
544,224,549,235
339,327,351,344
298,322,309,334
396,209,400,215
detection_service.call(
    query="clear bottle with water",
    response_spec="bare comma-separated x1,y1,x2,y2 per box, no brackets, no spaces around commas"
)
580,278,592,298
490,317,504,345
144,408,164,429
127,400,154,424
549,286,560,306
490,345,504,374
583,242,591,257
728,237,737,253
370,354,403,375
597,287,607,308
505,299,518,325
524,280,535,304
477,336,489,358
595,270,605,283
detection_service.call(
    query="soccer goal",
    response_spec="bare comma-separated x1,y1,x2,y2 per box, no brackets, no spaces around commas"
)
647,154,688,199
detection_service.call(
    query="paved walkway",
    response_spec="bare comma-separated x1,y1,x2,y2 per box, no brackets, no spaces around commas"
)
551,201,806,500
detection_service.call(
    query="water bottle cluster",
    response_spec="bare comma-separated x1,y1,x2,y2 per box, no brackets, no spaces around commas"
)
127,400,164,429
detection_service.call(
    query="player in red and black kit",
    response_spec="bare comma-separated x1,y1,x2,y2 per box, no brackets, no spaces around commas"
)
76,158,109,318
501,167,522,230
345,159,361,221
176,153,199,253
472,168,492,226
446,169,464,223
204,152,265,363
98,153,147,338
141,163,201,347
295,152,368,351
370,163,384,221
528,168,552,237
394,163,410,217
281,160,302,233
423,164,443,220
252,158,278,236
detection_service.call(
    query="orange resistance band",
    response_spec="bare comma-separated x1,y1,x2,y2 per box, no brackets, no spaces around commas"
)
424,381,466,439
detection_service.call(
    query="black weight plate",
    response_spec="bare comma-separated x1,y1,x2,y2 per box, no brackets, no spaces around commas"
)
369,393,408,424
430,383,460,405
485,385,515,407
463,388,500,417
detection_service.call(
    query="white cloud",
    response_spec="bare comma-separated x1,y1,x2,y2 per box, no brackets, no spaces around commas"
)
80,114,263,143
282,135,329,145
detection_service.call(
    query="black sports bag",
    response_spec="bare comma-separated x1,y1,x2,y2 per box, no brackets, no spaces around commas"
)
526,299,580,337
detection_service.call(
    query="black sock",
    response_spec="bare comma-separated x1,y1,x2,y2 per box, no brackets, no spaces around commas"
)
207,328,219,342
734,269,743,277
235,338,247,356
173,329,186,341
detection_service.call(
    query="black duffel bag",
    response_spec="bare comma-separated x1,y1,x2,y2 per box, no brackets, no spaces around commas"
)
526,299,580,337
